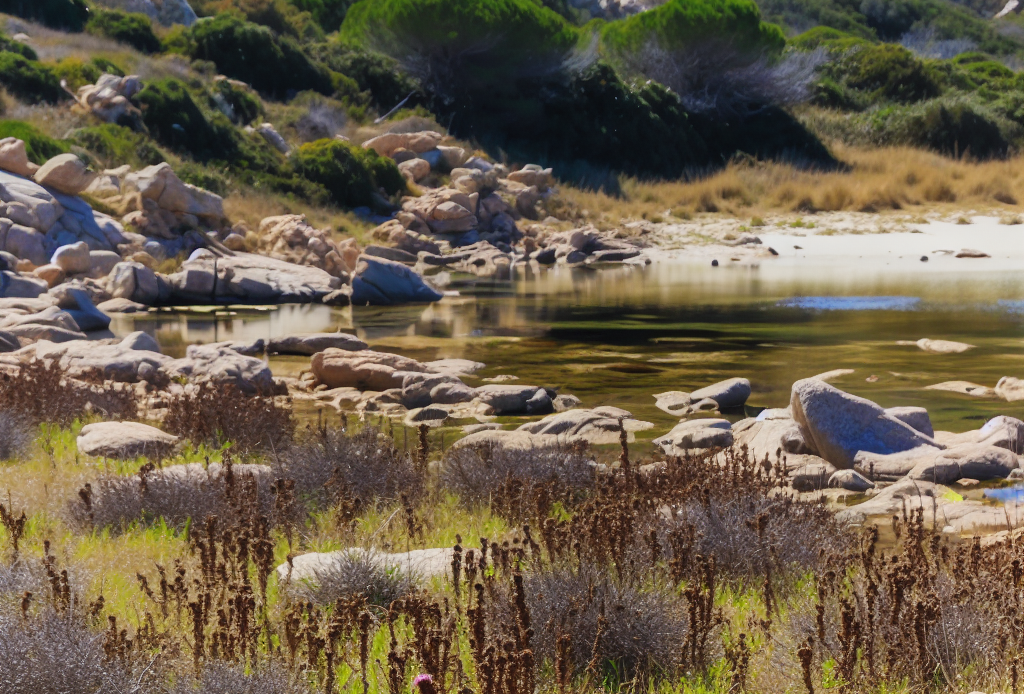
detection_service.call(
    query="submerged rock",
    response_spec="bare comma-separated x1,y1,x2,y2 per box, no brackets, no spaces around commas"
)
268,333,367,355
350,255,443,306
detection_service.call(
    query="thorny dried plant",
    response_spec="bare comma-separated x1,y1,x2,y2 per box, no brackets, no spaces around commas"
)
0,411,33,461
163,382,294,455
283,550,415,607
0,359,137,426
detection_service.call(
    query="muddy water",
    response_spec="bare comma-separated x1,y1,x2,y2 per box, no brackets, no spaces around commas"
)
110,260,1024,445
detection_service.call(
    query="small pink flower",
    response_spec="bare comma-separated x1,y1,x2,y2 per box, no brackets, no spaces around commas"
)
413,673,436,694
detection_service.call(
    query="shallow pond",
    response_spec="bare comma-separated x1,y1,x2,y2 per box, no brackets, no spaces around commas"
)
110,258,1024,443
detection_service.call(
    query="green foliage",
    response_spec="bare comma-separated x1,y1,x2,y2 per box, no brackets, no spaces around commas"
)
290,138,404,209
600,0,785,59
0,0,89,31
841,44,940,103
0,120,68,163
911,99,1009,158
0,52,65,105
311,44,418,111
212,79,262,125
184,14,334,98
287,0,355,32
789,26,867,52
86,9,163,54
66,124,166,169
90,57,126,78
0,33,37,61
340,0,579,91
134,78,237,161
51,58,100,92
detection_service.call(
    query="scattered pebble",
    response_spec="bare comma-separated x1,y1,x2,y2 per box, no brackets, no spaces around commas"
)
711,259,719,266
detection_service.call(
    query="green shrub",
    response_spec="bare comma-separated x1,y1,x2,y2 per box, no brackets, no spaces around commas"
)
134,78,237,161
185,14,333,98
340,0,579,92
0,52,65,104
1,0,89,31
287,0,355,32
0,33,36,61
51,57,101,92
86,10,162,54
212,79,263,125
789,26,866,52
67,124,166,169
311,44,419,111
601,0,784,59
843,44,941,103
0,120,68,163
911,100,1009,159
290,138,404,209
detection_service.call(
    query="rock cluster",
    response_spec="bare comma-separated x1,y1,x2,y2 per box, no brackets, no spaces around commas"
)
257,214,357,278
71,73,143,123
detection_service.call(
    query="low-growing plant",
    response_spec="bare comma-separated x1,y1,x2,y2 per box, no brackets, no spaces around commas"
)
86,9,162,55
285,549,415,606
134,78,238,162
1,0,90,31
290,138,404,208
0,120,68,163
0,52,66,105
162,382,294,454
0,360,137,426
50,57,100,92
0,412,33,462
67,123,166,169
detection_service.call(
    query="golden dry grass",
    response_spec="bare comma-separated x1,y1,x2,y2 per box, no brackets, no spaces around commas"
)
559,146,1024,225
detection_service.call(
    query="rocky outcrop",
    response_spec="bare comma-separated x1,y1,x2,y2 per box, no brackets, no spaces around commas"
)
517,406,653,444
654,419,734,455
257,215,355,278
18,332,170,382
996,376,1024,402
350,255,443,306
163,343,278,395
311,349,430,391
790,378,940,469
907,443,1020,484
77,421,179,459
268,333,367,355
475,384,552,415
165,253,341,304
72,73,143,124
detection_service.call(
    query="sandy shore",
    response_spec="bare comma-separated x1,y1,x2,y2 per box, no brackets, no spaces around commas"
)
647,212,1024,273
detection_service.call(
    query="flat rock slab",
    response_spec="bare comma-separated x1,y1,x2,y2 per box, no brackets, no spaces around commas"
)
518,406,653,444
451,429,585,452
690,377,751,409
276,547,454,585
906,338,974,354
424,359,486,377
925,381,995,397
312,349,429,391
268,333,367,355
77,422,179,459
654,418,733,456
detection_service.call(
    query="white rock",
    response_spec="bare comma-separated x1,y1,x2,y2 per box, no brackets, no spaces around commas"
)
77,421,179,459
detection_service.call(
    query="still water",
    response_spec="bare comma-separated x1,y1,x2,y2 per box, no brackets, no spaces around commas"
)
109,260,1024,438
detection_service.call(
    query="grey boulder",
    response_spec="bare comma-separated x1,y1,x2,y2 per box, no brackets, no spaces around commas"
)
77,422,179,459
350,255,443,306
268,332,367,355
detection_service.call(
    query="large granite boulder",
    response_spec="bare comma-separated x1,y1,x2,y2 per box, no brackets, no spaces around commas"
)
908,443,1020,484
34,154,96,195
166,254,340,304
350,255,443,306
122,163,223,221
24,332,171,382
474,384,552,415
790,378,940,469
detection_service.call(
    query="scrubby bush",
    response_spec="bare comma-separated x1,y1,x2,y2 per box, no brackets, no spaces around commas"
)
134,78,238,161
0,360,136,426
842,43,941,103
0,120,67,163
340,0,579,96
0,33,36,61
280,423,423,505
212,78,262,125
162,382,294,454
285,550,414,606
440,440,596,522
66,124,166,169
311,44,419,111
1,0,89,31
0,412,32,461
911,99,1010,158
290,138,404,208
0,52,65,105
166,663,313,694
185,14,334,98
50,57,100,92
86,9,162,54
288,0,355,32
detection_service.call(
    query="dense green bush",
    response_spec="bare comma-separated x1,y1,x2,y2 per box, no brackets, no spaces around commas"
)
287,0,354,32
842,44,940,103
789,26,868,52
1,0,89,31
86,10,162,54
0,52,65,105
185,14,334,98
51,58,101,91
601,0,784,59
212,79,263,125
134,78,237,161
311,44,419,111
340,0,579,93
911,100,1009,158
290,138,404,208
0,120,68,163
0,33,36,61
67,124,166,169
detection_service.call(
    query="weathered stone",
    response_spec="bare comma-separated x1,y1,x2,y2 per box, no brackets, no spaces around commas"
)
853,446,941,481
32,264,64,287
828,468,875,492
268,333,367,355
51,241,91,274
908,443,1019,484
34,154,95,195
913,338,974,354
22,333,170,381
0,170,63,232
0,271,48,299
451,429,584,453
925,381,994,397
162,344,278,395
475,384,551,415
885,406,934,437
77,421,179,459
653,419,733,455
123,163,223,220
789,460,837,491
362,131,443,158
311,349,429,391
276,547,454,587
790,378,940,469
0,138,37,177
996,376,1024,402
690,377,751,409
4,224,48,265
518,406,653,444
398,158,430,182
350,255,443,306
